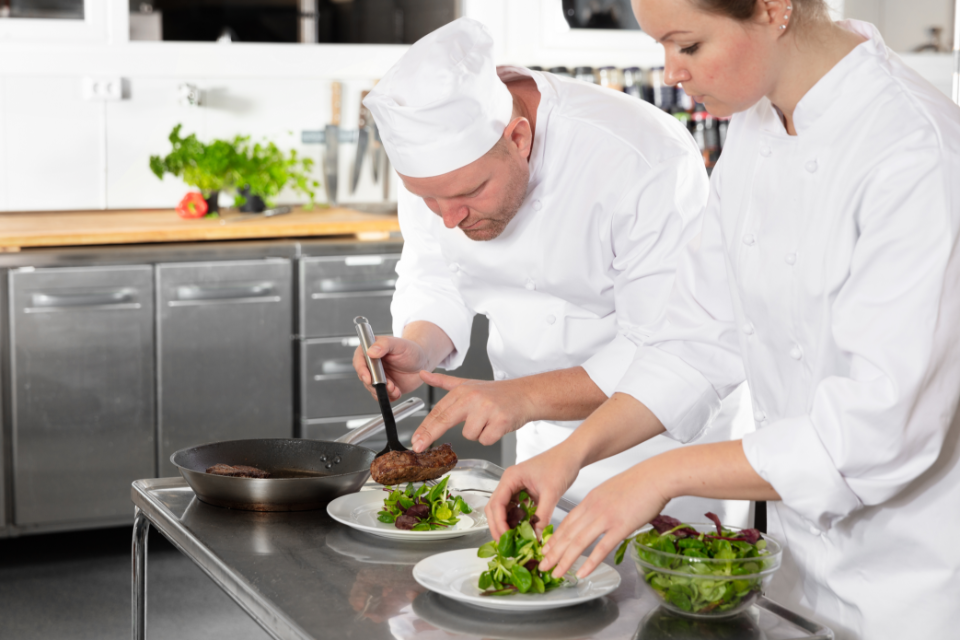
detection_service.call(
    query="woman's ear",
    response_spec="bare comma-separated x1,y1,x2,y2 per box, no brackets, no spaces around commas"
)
759,0,792,32
505,117,533,160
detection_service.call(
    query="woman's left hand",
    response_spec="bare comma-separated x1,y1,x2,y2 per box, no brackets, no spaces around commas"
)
540,460,670,580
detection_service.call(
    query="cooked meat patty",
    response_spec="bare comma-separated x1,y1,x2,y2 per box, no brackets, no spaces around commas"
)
206,463,271,479
370,443,458,485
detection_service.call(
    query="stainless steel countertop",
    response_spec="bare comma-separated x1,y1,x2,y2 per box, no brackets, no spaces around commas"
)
131,474,832,640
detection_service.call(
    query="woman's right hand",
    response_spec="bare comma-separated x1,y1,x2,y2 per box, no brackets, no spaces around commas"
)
352,336,430,401
485,445,582,540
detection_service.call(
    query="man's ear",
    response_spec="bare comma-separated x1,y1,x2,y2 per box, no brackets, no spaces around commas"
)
504,117,533,160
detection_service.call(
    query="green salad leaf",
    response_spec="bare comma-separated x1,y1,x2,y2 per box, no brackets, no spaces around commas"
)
614,513,773,615
377,476,472,531
476,491,567,596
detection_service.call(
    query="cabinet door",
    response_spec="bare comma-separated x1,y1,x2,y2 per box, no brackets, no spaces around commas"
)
9,265,155,526
156,259,293,477
300,254,400,337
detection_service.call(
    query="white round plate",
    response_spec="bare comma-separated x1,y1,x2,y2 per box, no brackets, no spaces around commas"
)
412,548,621,611
326,489,488,541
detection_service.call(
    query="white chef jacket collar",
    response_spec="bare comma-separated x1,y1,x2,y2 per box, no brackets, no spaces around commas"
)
773,20,885,137
496,65,554,189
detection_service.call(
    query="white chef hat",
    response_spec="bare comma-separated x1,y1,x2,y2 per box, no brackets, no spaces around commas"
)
363,17,514,178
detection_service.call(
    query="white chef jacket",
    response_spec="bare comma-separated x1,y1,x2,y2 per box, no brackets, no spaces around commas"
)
615,21,960,639
392,65,752,525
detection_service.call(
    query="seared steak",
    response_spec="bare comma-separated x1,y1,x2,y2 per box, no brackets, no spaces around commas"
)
370,443,457,485
206,463,271,479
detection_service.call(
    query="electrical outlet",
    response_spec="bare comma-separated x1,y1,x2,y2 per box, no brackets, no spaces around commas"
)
83,76,124,101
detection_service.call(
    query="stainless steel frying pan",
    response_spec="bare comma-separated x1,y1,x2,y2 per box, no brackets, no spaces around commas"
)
171,397,424,511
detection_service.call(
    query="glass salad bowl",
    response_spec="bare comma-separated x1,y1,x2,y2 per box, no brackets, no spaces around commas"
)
630,523,782,619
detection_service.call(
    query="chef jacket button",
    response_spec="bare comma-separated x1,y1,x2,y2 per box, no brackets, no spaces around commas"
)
742,322,755,335
790,345,803,360
753,409,765,422
809,525,821,536
760,147,772,157
546,314,556,325
805,160,818,173
742,233,756,246
785,252,797,265
448,263,460,273
494,371,506,380
532,199,543,211
525,279,536,291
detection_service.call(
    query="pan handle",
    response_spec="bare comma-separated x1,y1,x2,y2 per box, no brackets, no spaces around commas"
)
335,397,425,445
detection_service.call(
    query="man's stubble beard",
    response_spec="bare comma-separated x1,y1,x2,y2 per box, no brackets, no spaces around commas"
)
462,162,530,242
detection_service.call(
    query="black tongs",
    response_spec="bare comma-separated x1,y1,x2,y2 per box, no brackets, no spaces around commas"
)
355,316,409,458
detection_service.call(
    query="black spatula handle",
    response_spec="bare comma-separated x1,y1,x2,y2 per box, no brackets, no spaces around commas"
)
354,316,408,456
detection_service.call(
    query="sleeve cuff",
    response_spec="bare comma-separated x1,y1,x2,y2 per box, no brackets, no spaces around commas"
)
580,333,639,397
391,302,475,371
614,347,721,443
742,416,862,531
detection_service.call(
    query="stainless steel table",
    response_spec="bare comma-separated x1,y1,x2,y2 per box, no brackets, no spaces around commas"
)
131,476,834,640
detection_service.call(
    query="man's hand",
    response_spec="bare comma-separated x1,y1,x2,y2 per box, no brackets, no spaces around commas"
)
352,336,431,401
409,372,535,453
484,445,581,540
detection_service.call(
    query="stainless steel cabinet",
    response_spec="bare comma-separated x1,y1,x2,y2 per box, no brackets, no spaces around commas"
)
8,265,155,526
300,254,400,338
300,335,429,423
157,259,293,477
298,251,430,443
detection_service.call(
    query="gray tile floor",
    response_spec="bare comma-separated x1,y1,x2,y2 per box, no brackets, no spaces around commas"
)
0,526,271,640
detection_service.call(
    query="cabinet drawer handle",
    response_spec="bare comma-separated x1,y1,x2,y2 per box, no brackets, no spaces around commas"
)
319,359,355,375
344,255,385,266
169,282,280,306
26,289,140,313
315,278,397,294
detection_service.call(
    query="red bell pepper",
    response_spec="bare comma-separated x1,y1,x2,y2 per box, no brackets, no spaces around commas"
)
176,192,208,219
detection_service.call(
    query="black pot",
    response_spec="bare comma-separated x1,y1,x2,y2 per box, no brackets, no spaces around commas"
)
204,191,219,214
238,186,266,213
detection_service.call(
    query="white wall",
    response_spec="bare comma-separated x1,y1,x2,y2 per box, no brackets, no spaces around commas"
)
845,0,954,52
0,44,409,211
0,0,954,212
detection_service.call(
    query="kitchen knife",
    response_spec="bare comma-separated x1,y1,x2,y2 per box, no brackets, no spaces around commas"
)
324,81,341,206
382,141,391,201
351,91,371,194
370,121,382,184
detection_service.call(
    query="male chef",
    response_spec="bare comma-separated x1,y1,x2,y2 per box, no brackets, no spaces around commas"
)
353,17,750,522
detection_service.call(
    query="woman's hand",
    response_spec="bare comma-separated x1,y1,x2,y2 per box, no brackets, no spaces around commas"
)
410,372,535,452
485,445,583,540
539,461,670,580
352,336,430,401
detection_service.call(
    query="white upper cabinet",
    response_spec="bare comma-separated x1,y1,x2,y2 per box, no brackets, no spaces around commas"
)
0,0,127,44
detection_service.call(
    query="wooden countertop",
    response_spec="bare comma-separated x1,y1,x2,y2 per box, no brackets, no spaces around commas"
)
0,206,400,251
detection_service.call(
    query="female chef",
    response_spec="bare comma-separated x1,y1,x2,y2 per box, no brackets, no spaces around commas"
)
487,1,960,638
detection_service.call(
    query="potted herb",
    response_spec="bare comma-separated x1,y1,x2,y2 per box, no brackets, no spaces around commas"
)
233,138,318,212
150,124,320,216
149,124,243,213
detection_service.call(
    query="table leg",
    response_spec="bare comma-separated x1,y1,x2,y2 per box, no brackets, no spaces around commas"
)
132,506,150,640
